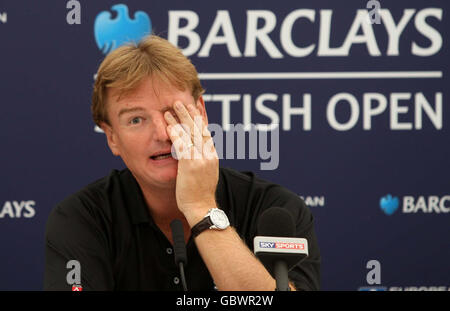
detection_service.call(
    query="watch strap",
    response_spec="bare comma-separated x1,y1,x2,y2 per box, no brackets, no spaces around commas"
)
191,216,213,238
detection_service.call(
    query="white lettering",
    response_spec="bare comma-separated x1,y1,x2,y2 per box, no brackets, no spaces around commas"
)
403,196,415,213
340,10,381,56
300,196,326,207
415,196,428,213
402,196,450,213
280,9,315,57
363,93,387,130
255,94,280,131
282,93,312,131
317,10,344,56
327,93,360,131
380,9,415,56
440,196,450,213
198,10,241,57
0,201,15,218
23,200,36,218
428,196,440,213
245,11,283,58
415,92,442,130
168,11,201,56
12,201,26,218
167,8,443,58
0,201,36,218
390,93,412,130
412,8,443,56
204,92,442,132
202,94,241,131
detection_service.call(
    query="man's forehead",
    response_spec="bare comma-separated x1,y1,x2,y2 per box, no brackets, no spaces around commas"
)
107,77,189,102
108,81,174,108
108,77,156,101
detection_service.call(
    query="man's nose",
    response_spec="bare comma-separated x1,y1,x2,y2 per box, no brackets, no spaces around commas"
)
153,116,170,142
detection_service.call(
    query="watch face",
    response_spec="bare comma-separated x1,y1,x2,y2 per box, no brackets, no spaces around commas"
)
210,209,230,229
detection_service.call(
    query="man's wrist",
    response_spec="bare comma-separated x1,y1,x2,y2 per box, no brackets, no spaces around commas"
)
182,203,217,228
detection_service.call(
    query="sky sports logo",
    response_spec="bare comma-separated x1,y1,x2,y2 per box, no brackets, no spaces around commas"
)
259,242,305,250
379,194,450,215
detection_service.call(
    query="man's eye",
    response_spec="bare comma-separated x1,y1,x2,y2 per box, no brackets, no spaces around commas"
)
130,117,142,125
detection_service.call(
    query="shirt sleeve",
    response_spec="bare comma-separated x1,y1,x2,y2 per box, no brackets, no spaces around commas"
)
43,195,114,291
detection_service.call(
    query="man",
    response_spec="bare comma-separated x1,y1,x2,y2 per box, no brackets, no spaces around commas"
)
44,35,320,291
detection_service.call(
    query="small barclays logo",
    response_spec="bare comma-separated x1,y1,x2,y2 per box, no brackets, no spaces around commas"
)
379,194,399,215
94,4,152,54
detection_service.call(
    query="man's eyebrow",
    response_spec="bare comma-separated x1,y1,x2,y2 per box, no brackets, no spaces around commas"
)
117,106,146,117
117,105,175,118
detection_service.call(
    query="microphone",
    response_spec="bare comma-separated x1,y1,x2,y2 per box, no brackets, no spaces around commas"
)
254,207,309,291
170,219,188,291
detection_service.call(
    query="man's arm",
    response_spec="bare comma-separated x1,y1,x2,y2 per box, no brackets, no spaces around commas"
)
185,207,280,291
165,100,302,291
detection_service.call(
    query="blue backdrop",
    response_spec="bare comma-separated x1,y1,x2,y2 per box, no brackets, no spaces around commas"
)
0,0,448,291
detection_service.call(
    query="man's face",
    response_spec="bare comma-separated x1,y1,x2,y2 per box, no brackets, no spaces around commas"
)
102,76,206,189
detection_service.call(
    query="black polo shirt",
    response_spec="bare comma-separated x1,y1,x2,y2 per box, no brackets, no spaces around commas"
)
44,167,321,291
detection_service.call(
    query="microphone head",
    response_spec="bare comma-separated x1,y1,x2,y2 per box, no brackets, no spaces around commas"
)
170,219,188,266
257,207,295,237
254,207,308,274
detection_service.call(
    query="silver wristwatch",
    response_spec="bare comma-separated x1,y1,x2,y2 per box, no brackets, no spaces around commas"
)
191,208,230,238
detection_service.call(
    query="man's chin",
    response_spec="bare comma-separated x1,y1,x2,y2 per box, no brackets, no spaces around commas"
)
145,165,178,186
128,162,178,189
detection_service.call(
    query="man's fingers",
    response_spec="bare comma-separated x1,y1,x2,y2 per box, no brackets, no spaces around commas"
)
172,101,203,152
164,110,178,126
166,100,218,160
167,124,193,159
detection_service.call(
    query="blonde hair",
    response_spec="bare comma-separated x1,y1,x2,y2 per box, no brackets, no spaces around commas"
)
91,35,205,126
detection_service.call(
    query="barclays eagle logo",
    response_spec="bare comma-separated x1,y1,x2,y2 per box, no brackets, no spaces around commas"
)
94,4,152,54
379,194,400,216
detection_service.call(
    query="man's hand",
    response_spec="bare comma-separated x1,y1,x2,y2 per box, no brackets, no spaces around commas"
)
164,100,219,226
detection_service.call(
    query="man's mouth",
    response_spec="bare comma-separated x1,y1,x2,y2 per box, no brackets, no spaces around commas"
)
150,151,173,160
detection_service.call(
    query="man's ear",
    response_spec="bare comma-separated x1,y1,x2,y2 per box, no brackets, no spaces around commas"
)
195,96,209,125
100,122,120,156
